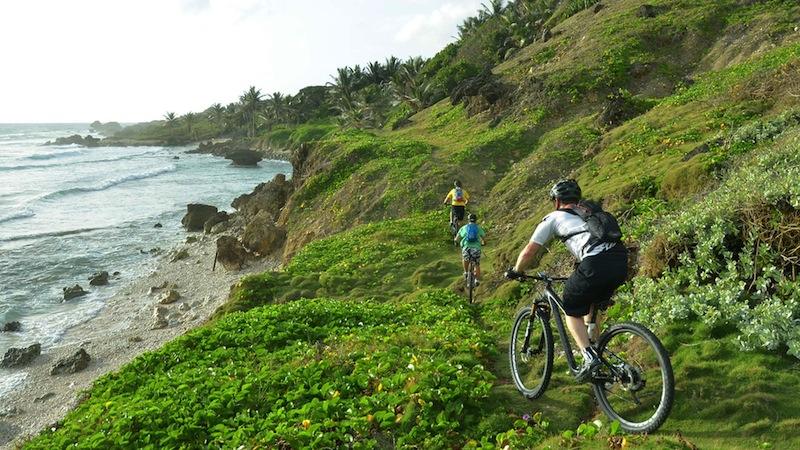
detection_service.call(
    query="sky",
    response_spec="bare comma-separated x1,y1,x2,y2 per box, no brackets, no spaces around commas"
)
0,0,486,123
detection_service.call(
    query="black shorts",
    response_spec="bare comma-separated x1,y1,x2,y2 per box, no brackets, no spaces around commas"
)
563,244,628,317
451,205,465,221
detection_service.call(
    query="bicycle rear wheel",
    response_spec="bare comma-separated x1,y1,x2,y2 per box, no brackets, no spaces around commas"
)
450,221,459,246
509,306,553,399
592,322,674,434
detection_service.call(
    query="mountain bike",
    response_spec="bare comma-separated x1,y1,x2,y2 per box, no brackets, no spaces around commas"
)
449,211,460,246
465,254,479,304
506,271,674,434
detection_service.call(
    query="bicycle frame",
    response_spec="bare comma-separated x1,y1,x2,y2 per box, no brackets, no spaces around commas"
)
524,277,629,383
531,281,581,373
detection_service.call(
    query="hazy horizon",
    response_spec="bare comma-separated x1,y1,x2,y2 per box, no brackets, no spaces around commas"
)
0,0,485,124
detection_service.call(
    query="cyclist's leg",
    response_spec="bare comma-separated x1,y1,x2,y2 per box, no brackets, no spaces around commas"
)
584,304,600,342
566,315,592,350
461,247,470,276
563,265,594,350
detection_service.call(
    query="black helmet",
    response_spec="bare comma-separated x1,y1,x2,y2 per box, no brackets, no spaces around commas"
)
454,180,462,188
549,179,581,201
468,213,477,222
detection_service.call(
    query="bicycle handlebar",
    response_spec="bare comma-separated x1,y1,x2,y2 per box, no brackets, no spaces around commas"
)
505,269,568,283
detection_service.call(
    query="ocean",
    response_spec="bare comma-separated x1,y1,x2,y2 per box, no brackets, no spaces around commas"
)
0,123,291,398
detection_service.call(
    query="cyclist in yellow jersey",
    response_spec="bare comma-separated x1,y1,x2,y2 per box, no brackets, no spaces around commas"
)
443,180,470,226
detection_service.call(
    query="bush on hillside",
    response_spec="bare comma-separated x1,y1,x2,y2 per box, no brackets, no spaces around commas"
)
624,134,800,356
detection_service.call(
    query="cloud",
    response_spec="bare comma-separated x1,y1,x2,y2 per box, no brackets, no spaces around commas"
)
180,0,210,13
394,1,479,46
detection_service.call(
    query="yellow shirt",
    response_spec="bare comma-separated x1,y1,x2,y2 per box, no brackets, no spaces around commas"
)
444,188,469,206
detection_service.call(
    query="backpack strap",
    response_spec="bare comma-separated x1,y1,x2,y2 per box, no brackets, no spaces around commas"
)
556,208,588,242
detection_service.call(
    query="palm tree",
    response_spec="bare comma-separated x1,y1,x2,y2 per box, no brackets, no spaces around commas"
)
482,0,505,18
366,61,385,85
391,57,434,111
182,112,197,139
209,103,225,129
384,56,402,81
264,92,288,125
239,86,263,137
163,112,177,128
328,67,359,117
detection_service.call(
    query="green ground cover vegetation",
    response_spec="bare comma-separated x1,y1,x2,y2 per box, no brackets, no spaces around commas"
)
25,0,800,448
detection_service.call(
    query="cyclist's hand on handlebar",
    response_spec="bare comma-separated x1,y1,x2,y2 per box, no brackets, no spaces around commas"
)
504,267,524,280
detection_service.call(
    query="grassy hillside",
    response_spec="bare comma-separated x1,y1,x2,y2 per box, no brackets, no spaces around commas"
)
24,0,800,448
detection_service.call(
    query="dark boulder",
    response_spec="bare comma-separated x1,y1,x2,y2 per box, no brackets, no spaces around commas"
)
2,321,22,332
637,4,658,18
47,134,101,147
63,284,88,301
216,236,249,271
181,204,218,232
450,65,509,113
1,343,41,368
88,271,109,286
231,174,293,220
596,92,642,129
593,3,605,13
204,211,230,234
225,149,263,166
153,223,163,228
50,348,91,375
242,211,287,256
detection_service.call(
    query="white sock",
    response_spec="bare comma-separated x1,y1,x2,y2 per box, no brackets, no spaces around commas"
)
581,347,597,363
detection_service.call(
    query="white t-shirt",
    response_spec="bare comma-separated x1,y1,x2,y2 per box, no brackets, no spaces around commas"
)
530,210,616,261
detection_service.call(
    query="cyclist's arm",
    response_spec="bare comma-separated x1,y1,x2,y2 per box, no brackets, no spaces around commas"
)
514,241,542,272
443,191,453,205
515,215,554,272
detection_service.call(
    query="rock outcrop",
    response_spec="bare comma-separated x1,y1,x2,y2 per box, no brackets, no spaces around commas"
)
189,140,277,165
215,236,248,271
637,4,658,18
231,174,293,220
45,134,101,147
159,289,181,305
450,65,509,115
242,211,286,255
152,306,169,329
1,321,21,332
63,284,88,301
225,149,263,166
181,204,218,232
204,211,230,233
88,271,109,286
1,343,41,368
50,349,91,375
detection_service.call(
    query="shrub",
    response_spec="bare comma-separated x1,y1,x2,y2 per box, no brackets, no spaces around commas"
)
622,133,800,356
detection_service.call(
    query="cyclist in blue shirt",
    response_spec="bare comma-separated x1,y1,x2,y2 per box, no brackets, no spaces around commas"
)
456,213,486,285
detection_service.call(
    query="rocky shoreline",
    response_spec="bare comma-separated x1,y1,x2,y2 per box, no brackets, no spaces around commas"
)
0,151,298,447
0,232,280,448
45,133,293,164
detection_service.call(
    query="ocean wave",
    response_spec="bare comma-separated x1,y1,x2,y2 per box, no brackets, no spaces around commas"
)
25,149,84,160
38,165,177,202
0,208,35,225
0,149,161,172
0,227,104,243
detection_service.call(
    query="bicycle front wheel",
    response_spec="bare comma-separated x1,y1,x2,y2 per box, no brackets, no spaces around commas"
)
592,322,674,434
467,262,475,304
509,306,553,399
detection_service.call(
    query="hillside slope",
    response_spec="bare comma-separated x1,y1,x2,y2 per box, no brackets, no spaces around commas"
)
23,1,800,448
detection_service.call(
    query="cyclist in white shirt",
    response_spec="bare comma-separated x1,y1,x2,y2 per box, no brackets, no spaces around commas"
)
506,179,628,381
